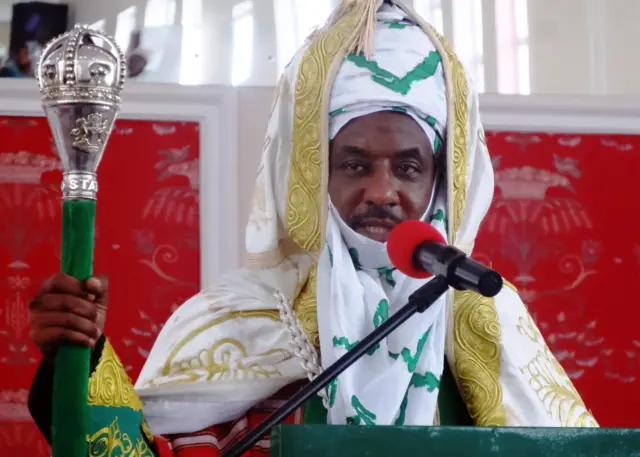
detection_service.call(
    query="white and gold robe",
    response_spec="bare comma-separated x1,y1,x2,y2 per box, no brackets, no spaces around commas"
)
133,0,598,435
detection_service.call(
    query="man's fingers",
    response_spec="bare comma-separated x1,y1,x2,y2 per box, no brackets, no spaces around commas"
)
34,311,100,339
31,326,96,349
38,273,109,305
86,275,108,304
40,273,84,296
29,294,98,320
29,274,107,357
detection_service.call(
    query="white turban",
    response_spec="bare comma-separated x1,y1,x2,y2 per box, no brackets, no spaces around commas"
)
328,2,447,156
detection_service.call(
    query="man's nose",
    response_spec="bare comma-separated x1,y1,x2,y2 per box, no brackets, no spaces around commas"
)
363,168,400,206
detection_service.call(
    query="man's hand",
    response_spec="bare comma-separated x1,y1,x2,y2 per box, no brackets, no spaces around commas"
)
28,273,109,360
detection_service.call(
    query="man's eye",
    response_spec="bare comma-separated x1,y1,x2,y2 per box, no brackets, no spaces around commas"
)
396,164,420,174
343,162,365,172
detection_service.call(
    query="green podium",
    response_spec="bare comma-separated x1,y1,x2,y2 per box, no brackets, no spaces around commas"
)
270,425,640,457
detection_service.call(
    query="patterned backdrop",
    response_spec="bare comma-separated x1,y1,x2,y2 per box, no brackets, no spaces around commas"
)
0,118,637,456
475,131,640,427
0,116,201,456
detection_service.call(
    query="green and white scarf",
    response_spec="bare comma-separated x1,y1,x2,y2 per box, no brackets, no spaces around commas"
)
317,3,449,426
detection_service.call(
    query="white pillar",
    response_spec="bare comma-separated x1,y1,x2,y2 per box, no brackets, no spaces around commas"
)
249,0,278,85
481,0,498,93
200,0,233,84
527,0,591,94
441,0,454,41
174,0,183,25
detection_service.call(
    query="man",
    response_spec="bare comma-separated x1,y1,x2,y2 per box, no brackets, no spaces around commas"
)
27,1,597,456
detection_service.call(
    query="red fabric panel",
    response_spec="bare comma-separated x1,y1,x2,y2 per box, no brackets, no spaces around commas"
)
476,131,640,427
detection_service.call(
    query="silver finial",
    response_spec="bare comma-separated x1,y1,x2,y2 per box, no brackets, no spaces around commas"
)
37,24,126,200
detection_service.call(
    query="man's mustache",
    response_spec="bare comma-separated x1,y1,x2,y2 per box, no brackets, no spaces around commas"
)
347,205,403,228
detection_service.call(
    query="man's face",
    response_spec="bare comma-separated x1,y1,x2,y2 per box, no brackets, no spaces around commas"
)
329,111,436,242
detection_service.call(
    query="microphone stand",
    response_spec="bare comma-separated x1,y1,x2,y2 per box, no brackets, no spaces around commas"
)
223,275,451,457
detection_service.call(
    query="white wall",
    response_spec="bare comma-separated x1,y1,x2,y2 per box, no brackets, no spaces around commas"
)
601,0,640,96
525,0,640,96
0,21,10,56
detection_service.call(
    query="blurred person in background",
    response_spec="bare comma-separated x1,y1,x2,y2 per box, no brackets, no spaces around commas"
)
0,45,32,77
126,29,151,80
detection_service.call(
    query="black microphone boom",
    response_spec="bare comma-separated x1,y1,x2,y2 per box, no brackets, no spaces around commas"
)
413,242,503,297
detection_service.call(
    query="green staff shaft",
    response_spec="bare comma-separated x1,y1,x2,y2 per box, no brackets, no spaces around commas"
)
51,199,96,457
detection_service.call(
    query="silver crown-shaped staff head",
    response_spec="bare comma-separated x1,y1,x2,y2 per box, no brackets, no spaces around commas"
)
37,25,126,200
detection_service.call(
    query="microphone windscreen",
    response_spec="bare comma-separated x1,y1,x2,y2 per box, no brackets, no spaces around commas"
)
387,220,447,278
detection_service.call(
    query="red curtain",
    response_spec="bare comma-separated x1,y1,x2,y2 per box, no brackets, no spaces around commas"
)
477,131,640,427
0,116,201,456
0,119,637,456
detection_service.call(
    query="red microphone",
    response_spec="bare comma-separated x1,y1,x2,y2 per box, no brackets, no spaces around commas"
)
387,220,446,279
387,220,503,297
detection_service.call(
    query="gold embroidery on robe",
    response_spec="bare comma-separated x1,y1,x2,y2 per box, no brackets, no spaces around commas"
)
517,314,541,343
287,7,363,346
294,263,321,347
140,420,155,445
162,309,280,371
452,290,507,426
425,26,468,245
148,338,291,387
88,418,154,457
88,340,143,411
140,309,295,385
518,314,598,426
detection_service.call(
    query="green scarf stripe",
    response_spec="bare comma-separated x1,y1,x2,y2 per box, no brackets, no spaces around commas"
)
346,51,442,96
